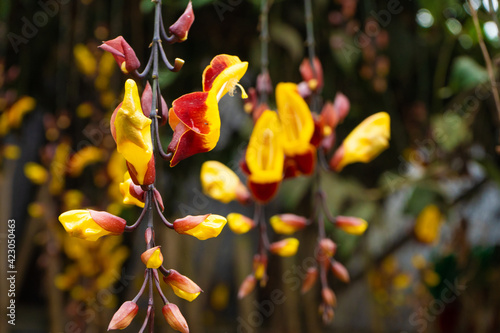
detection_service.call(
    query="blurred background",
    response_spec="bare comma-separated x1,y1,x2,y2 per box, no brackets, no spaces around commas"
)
2,0,500,332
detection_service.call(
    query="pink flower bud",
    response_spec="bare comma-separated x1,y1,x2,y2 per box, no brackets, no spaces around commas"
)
169,2,194,42
153,188,164,211
301,267,318,294
162,303,189,333
299,57,323,91
331,260,350,283
238,275,256,299
333,92,350,123
145,228,154,244
99,36,140,74
108,301,138,330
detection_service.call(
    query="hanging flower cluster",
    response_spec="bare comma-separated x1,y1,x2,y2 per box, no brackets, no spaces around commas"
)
56,2,248,332
200,54,390,321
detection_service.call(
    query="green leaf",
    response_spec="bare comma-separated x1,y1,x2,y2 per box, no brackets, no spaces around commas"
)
140,0,155,14
330,31,360,74
431,113,471,152
270,21,303,62
449,56,488,92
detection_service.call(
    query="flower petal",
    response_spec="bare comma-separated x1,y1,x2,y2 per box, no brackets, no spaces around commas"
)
202,54,248,99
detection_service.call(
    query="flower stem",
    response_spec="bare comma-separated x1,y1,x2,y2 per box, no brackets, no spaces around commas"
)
259,0,270,104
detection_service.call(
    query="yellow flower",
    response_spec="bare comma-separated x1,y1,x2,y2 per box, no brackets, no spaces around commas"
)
58,209,126,241
73,44,97,77
227,213,255,234
269,238,299,257
414,204,443,244
245,110,284,203
167,55,248,166
330,112,390,171
3,144,20,160
200,161,249,204
270,214,308,235
173,214,227,240
49,141,71,195
163,269,203,302
67,146,105,177
111,79,155,185
24,162,48,185
119,172,145,208
334,216,368,235
141,246,163,269
2,96,36,133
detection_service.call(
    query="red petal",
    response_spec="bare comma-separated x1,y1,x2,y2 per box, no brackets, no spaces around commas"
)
248,180,280,203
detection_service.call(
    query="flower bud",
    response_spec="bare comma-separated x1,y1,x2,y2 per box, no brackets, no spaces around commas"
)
238,275,256,299
317,238,336,261
227,213,255,234
270,238,300,257
145,228,154,244
301,267,318,294
252,254,268,281
163,269,202,302
141,246,163,269
319,303,335,324
24,162,48,185
59,209,126,241
414,204,442,244
169,1,194,42
333,92,350,123
141,82,168,126
299,57,323,92
98,36,140,74
162,303,189,333
173,214,227,240
331,260,350,283
108,301,138,330
153,188,164,212
200,161,250,204
335,216,368,235
321,287,337,307
270,214,308,235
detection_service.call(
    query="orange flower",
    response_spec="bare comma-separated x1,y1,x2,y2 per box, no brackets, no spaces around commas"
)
245,110,284,203
162,304,189,333
168,54,248,166
141,246,163,269
111,79,155,185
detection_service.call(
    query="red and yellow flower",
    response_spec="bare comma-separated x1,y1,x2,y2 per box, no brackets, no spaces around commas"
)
163,269,202,302
173,214,227,240
111,79,155,185
167,54,248,166
58,209,126,241
98,36,140,74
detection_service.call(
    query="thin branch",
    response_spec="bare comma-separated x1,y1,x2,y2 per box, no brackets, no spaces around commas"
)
158,41,176,71
469,1,500,122
132,269,150,303
153,117,173,161
154,272,168,305
124,195,150,232
155,196,174,229
160,10,179,43
134,50,154,79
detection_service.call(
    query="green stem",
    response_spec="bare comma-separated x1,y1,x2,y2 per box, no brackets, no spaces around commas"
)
259,0,270,104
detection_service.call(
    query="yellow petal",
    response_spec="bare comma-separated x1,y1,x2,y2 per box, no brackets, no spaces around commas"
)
24,162,48,185
119,172,145,208
114,79,153,184
414,204,443,244
59,210,111,241
171,284,201,302
276,82,315,156
174,214,227,240
246,110,284,184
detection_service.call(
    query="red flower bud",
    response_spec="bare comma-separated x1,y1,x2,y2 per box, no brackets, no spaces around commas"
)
301,267,318,294
333,92,350,123
238,275,257,299
99,36,140,74
317,238,336,262
162,303,189,333
89,210,126,235
321,287,337,307
299,57,323,92
331,260,350,283
141,246,163,269
141,82,168,126
108,301,138,330
169,1,194,42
